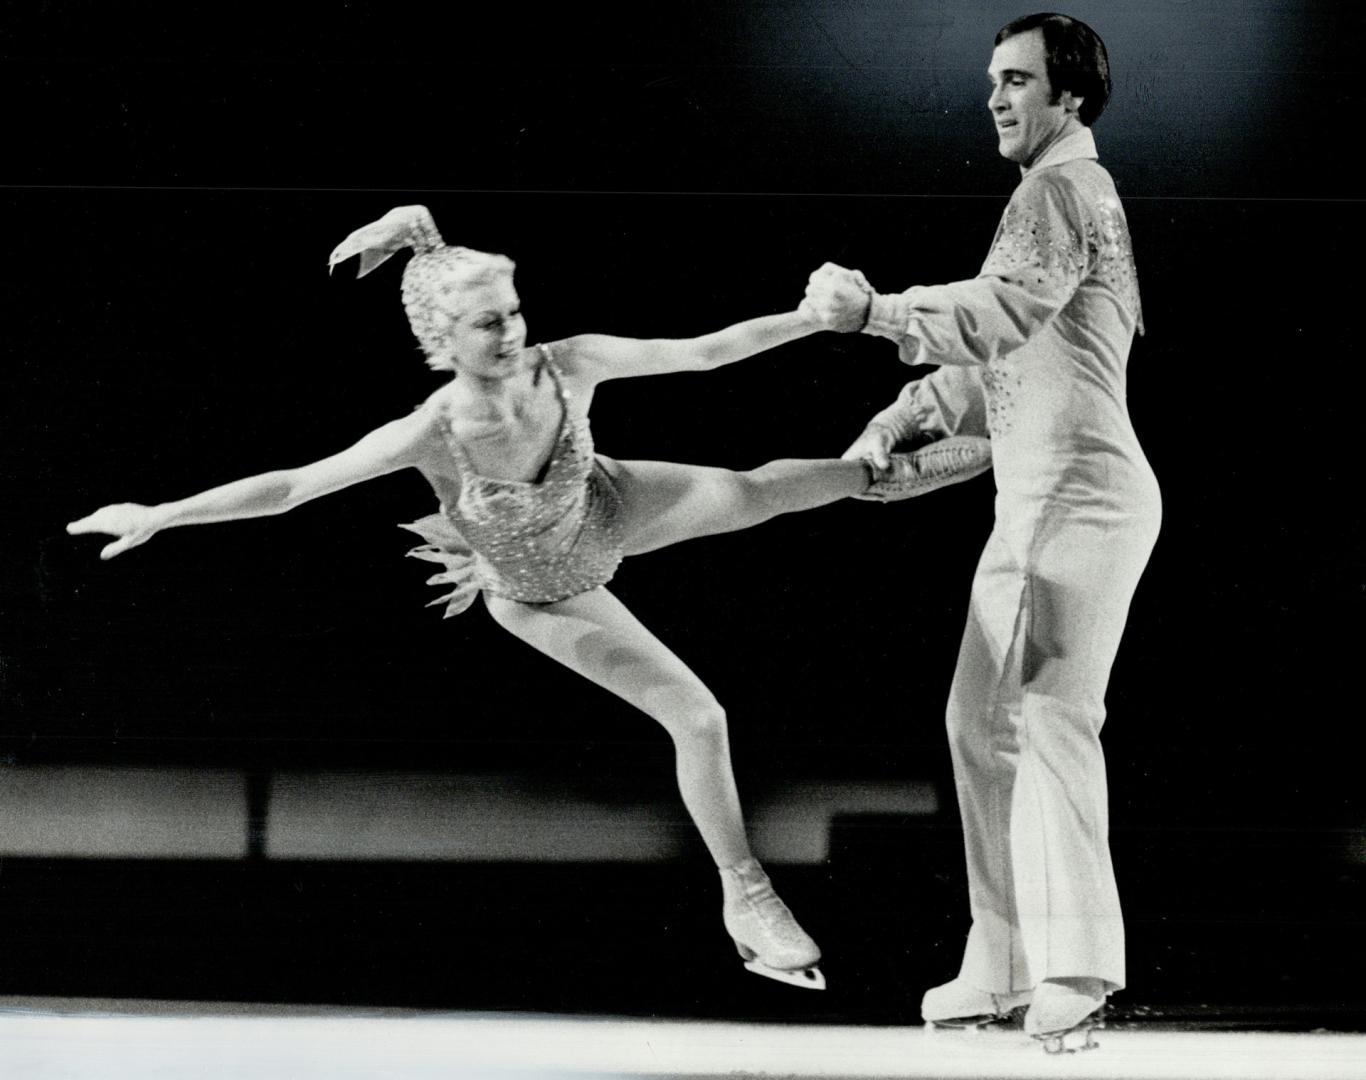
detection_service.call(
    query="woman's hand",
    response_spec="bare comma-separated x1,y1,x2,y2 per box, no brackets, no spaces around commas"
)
66,503,167,560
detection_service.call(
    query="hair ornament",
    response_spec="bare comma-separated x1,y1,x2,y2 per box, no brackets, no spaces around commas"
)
328,205,446,278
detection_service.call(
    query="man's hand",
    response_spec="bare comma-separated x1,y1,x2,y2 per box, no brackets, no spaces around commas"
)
841,422,898,472
802,263,873,333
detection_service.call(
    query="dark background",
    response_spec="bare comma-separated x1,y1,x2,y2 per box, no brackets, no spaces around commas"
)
1,0,1362,1025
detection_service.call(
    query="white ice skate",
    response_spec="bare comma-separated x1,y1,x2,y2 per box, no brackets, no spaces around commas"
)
719,859,825,990
1023,980,1107,1054
854,435,992,502
921,977,1032,1031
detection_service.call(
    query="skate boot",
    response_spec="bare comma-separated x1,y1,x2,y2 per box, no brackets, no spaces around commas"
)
1023,979,1107,1054
921,977,1032,1030
854,435,992,502
719,858,825,990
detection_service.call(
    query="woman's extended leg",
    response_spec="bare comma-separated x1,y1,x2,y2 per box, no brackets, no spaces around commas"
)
603,457,869,555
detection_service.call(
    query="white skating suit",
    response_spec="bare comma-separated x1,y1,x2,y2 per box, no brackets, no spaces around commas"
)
863,127,1160,993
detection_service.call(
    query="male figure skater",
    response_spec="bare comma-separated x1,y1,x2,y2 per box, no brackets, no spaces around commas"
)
803,13,1159,1051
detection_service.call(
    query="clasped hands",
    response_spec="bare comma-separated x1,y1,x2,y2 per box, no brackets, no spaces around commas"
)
797,263,900,470
800,262,874,333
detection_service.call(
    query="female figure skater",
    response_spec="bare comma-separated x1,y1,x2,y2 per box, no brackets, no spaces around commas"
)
68,206,990,990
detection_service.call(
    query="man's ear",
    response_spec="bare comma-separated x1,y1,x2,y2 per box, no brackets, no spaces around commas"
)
1059,89,1083,116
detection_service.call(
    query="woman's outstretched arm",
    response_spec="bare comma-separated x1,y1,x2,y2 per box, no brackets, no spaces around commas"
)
67,409,434,560
558,305,826,385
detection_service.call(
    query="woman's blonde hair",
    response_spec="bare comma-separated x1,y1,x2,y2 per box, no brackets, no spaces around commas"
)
401,247,517,371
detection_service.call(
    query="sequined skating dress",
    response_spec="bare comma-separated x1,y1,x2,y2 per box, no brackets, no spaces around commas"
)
863,128,1160,994
403,345,624,613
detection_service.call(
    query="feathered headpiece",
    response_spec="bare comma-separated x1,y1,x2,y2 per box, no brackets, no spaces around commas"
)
329,205,514,370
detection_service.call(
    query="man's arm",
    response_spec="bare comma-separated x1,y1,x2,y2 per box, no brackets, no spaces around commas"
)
843,366,989,467
876,366,989,440
809,173,1092,367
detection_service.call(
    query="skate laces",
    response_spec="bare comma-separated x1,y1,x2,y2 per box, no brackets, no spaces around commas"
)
891,453,927,481
722,861,806,940
739,879,807,944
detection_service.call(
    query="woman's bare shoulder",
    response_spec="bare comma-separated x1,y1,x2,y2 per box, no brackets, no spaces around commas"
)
541,337,605,397
416,379,461,413
379,385,451,458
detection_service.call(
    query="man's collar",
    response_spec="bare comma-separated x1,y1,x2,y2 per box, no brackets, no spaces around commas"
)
1021,125,1098,176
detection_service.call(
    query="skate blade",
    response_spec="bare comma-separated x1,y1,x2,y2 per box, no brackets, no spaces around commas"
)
926,1002,1028,1032
1034,1017,1103,1055
926,1015,1012,1033
742,959,826,990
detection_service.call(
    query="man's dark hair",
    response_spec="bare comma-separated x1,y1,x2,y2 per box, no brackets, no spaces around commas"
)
996,13,1111,126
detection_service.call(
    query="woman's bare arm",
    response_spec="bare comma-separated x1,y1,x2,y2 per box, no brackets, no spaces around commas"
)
557,307,825,385
67,408,436,560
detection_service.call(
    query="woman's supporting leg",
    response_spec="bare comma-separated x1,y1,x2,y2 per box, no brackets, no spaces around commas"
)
485,586,752,867
486,585,823,981
603,457,868,556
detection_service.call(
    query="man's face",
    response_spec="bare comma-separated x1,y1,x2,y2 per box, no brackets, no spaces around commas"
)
987,28,1076,166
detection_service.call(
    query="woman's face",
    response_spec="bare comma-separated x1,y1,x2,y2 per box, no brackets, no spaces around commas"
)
441,274,528,379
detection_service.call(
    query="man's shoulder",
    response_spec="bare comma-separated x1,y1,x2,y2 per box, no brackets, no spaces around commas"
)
1013,159,1119,217
1049,156,1120,198
1008,168,1082,216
